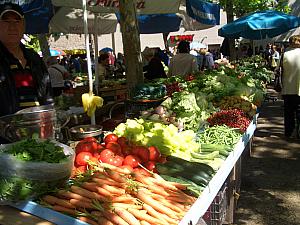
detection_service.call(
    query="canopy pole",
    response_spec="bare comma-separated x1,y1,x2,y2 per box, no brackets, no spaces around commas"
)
94,14,99,95
111,32,116,54
82,0,95,125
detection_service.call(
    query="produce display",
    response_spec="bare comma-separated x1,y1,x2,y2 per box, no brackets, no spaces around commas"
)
1,55,273,224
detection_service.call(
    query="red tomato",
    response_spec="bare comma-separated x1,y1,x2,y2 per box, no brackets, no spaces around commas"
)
133,168,151,176
83,136,97,143
148,146,161,161
121,146,132,156
75,152,93,166
75,141,97,154
144,161,156,171
132,146,149,163
99,149,124,167
104,133,118,145
157,155,167,164
117,136,129,148
97,143,105,151
123,155,141,168
106,142,122,155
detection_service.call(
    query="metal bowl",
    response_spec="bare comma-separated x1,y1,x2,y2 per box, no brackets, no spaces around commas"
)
69,125,103,141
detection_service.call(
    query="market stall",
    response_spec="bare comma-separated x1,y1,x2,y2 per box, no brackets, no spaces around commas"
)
0,56,273,225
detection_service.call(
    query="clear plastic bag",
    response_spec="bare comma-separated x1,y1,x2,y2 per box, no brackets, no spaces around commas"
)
0,140,75,203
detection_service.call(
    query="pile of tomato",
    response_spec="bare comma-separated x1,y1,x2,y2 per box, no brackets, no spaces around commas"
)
72,134,164,176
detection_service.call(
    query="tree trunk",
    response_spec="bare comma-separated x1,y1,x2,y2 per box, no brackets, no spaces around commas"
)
225,1,237,61
119,0,144,97
37,34,50,63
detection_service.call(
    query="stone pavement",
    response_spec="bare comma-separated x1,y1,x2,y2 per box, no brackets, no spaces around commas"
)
234,94,300,225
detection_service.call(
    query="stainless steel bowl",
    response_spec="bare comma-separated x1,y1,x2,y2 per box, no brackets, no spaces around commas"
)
69,125,103,141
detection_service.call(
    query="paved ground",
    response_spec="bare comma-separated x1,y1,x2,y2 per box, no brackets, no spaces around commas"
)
234,93,300,225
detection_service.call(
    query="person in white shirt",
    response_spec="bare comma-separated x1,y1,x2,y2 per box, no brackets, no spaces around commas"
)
281,35,300,138
46,56,70,97
167,41,199,78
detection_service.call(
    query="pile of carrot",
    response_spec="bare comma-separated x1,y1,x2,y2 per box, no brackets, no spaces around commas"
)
41,162,197,225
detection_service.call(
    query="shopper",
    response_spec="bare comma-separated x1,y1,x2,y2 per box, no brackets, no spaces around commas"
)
198,47,215,71
281,35,300,138
167,40,199,77
143,48,167,80
271,45,280,71
0,3,53,118
97,53,109,82
46,56,70,97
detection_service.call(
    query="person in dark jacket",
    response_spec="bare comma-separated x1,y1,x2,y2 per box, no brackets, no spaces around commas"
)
143,48,167,80
0,3,53,118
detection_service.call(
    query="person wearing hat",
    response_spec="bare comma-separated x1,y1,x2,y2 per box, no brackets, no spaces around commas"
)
0,3,53,119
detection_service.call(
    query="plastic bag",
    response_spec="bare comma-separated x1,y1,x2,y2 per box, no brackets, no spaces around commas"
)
0,140,75,203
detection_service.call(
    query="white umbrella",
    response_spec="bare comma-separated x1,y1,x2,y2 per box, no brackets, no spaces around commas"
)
51,0,181,14
50,7,118,34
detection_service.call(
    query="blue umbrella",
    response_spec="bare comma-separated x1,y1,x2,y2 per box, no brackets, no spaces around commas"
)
100,47,114,53
218,10,300,40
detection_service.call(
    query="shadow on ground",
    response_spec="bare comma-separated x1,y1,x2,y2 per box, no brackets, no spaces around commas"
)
234,97,300,225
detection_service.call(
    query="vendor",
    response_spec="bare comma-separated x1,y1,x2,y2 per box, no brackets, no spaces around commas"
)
97,53,109,83
0,3,53,118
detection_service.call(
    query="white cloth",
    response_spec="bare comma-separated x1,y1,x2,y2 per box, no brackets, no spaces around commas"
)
48,64,68,88
282,47,300,96
168,53,199,77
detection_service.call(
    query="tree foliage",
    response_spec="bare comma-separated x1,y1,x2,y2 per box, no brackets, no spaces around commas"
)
218,0,290,17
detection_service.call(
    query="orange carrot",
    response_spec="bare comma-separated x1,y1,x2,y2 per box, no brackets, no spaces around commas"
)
150,195,182,213
136,190,178,219
160,213,180,225
56,190,92,202
166,195,194,204
81,182,112,198
102,211,129,225
147,176,179,192
140,221,151,225
98,162,132,174
78,216,98,225
127,208,166,225
102,184,126,195
141,204,169,225
52,205,77,215
70,185,107,202
92,177,124,188
69,199,94,209
114,207,140,225
97,216,115,225
42,195,75,209
152,173,187,190
104,169,128,183
111,195,137,203
111,203,142,210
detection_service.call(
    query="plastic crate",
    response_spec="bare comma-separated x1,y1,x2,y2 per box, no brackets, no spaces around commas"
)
203,184,228,225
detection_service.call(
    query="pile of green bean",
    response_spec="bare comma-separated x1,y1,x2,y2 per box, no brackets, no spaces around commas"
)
196,125,242,147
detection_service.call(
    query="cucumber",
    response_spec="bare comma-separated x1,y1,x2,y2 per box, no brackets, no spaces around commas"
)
161,161,213,181
191,151,220,160
167,156,215,176
156,164,211,186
